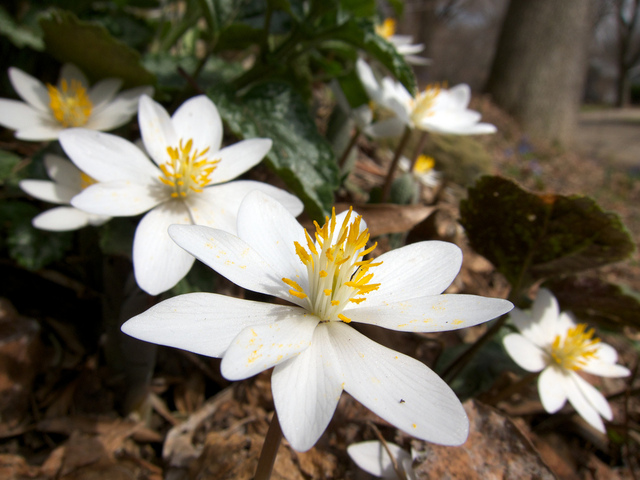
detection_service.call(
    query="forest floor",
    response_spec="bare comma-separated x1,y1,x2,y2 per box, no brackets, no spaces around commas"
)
0,100,639,479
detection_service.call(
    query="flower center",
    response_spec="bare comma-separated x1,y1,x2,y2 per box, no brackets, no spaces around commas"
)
413,154,435,174
376,18,396,39
410,84,442,124
549,323,600,370
282,207,382,323
47,79,93,127
158,139,220,198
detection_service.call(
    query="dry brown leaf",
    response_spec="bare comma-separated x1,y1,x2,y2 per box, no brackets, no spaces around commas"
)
334,203,437,237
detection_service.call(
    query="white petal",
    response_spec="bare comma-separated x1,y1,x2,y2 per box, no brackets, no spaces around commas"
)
210,138,272,184
537,366,568,413
236,190,309,297
122,293,293,357
167,224,287,298
133,201,195,295
581,359,630,378
396,43,425,56
20,179,75,204
138,95,178,166
503,333,547,372
565,371,607,432
172,95,223,156
444,84,471,108
570,371,613,421
361,241,462,307
221,312,319,381
44,154,81,190
508,308,548,348
71,181,161,216
272,323,344,452
88,78,123,110
0,99,56,133
32,206,91,231
329,322,469,446
356,59,383,103
347,441,410,479
87,86,154,131
351,294,512,333
186,180,303,233
59,129,160,182
8,67,50,112
593,342,618,363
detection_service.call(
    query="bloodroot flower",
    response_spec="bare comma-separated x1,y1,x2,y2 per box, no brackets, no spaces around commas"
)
19,154,110,231
60,95,302,295
121,191,513,451
0,64,153,141
503,289,630,433
348,440,419,480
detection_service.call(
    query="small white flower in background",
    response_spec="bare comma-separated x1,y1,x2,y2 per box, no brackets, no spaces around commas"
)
398,154,442,188
376,18,431,66
330,80,404,139
503,289,630,433
19,154,110,231
60,95,303,296
356,59,496,135
0,64,153,141
348,440,419,480
121,190,513,451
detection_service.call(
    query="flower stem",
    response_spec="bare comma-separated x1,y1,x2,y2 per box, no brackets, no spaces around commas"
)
409,130,429,172
254,411,283,480
486,371,539,406
381,126,412,202
338,126,361,169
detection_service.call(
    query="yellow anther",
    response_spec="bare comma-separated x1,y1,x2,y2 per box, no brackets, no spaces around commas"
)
324,289,332,296
80,172,97,190
319,270,328,278
338,314,352,323
376,18,396,39
47,79,92,127
331,300,340,306
550,323,600,370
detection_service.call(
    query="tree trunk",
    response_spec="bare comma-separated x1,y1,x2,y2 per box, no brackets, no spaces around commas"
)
484,0,594,145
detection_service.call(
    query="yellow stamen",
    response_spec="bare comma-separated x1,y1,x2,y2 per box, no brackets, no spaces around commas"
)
414,155,435,174
47,79,92,127
158,138,219,199
375,18,396,39
410,84,442,124
80,172,97,190
550,324,600,370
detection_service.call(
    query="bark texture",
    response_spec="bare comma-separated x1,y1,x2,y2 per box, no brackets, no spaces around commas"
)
484,0,594,144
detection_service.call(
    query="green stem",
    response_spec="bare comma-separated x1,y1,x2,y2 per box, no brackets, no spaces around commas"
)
338,127,361,168
381,126,412,202
486,371,539,406
254,411,283,480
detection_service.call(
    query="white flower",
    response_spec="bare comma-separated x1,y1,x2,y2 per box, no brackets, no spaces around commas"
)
503,289,631,433
348,440,418,480
0,64,153,141
121,190,513,451
356,59,496,135
19,154,110,231
376,18,431,66
59,95,303,295
398,154,442,188
330,80,404,139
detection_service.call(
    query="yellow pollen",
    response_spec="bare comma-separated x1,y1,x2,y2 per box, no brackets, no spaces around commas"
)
158,138,219,199
47,79,92,127
414,155,435,174
281,206,382,322
80,171,97,190
550,323,600,371
375,18,396,39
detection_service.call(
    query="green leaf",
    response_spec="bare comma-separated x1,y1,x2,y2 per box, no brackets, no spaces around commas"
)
39,9,155,88
330,18,416,94
0,149,21,186
459,176,635,290
544,276,640,331
339,0,375,18
0,201,73,270
0,6,44,50
209,82,340,220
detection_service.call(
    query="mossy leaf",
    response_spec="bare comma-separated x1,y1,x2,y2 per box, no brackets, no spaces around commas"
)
459,176,635,290
544,276,640,331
